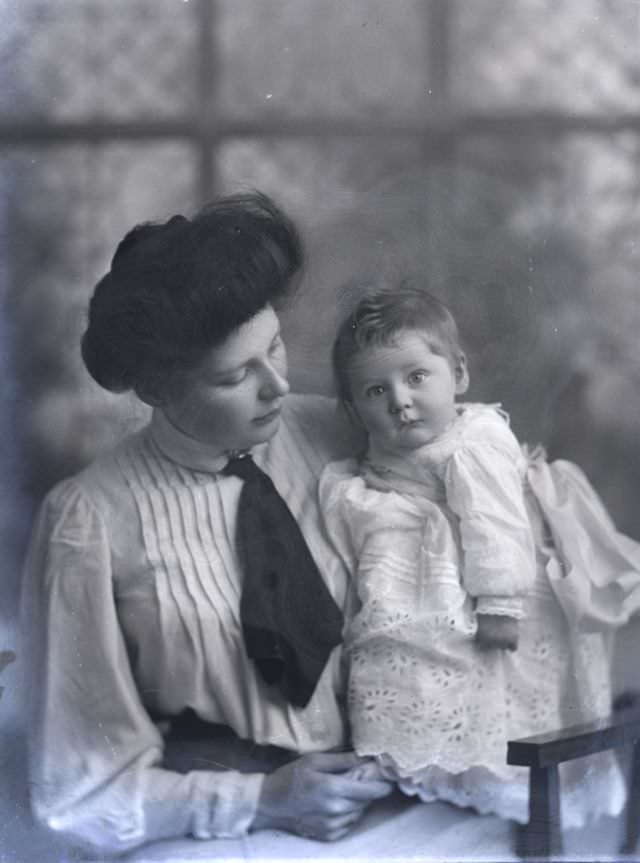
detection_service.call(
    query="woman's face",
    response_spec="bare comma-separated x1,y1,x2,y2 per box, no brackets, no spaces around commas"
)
162,305,290,452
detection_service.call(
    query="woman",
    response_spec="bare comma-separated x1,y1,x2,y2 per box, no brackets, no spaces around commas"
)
22,193,391,854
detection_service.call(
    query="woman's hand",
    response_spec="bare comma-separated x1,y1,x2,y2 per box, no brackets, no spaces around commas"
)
475,613,519,651
252,752,393,841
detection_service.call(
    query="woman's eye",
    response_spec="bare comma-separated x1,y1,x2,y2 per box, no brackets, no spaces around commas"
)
269,335,283,355
217,369,248,387
409,370,428,384
365,385,385,398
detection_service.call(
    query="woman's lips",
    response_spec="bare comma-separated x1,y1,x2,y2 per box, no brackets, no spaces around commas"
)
253,407,282,425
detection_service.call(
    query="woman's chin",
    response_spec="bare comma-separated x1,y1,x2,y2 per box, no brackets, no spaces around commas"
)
247,412,283,445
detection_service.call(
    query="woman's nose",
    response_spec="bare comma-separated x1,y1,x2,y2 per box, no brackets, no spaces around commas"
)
260,361,290,400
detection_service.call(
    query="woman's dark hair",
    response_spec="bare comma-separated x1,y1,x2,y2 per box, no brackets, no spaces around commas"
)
333,282,464,404
81,191,303,400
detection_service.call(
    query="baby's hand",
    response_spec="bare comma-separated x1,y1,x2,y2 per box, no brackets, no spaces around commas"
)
475,614,519,651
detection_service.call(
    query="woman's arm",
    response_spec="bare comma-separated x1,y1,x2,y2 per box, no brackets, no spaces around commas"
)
22,482,269,853
23,481,390,853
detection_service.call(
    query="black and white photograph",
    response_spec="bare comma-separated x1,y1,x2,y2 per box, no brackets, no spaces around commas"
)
2,2,640,861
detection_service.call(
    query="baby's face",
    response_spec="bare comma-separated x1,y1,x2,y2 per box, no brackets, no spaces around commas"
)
347,330,467,456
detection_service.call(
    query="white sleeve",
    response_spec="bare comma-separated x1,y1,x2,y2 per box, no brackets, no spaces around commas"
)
319,462,427,612
444,442,536,617
318,461,361,575
21,481,264,854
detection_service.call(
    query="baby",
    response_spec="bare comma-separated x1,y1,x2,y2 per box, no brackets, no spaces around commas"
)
320,284,640,827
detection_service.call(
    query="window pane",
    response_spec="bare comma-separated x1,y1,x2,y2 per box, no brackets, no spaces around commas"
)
454,132,640,534
454,0,640,112
1,0,197,120
217,135,432,392
218,135,428,208
6,143,195,492
217,0,432,121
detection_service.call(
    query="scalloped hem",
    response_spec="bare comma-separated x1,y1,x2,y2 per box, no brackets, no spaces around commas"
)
371,755,626,829
358,748,516,781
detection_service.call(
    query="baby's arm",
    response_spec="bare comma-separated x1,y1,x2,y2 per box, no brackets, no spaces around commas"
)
444,437,537,652
319,461,427,620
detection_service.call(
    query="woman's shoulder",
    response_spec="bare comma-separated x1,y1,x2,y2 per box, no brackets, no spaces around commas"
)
282,392,348,431
280,392,365,461
40,426,149,523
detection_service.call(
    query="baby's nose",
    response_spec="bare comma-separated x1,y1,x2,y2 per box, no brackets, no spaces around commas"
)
389,386,412,413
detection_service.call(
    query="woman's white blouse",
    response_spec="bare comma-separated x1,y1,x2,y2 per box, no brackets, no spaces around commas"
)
21,394,358,853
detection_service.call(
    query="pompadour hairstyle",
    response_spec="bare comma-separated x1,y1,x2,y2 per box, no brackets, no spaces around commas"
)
82,191,303,399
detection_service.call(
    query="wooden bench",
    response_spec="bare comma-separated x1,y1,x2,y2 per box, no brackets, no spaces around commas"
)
507,698,640,858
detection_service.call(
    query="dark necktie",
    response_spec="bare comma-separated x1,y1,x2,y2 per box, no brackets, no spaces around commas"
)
224,454,344,708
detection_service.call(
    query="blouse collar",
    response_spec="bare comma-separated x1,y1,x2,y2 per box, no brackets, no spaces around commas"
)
147,409,231,474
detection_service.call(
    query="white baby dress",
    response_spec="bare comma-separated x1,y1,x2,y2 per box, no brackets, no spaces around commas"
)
320,403,640,826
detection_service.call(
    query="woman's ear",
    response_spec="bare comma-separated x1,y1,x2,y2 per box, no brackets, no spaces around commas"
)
136,368,181,408
454,353,469,395
135,381,166,408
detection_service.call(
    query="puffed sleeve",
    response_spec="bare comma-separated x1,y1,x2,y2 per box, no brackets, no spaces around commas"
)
21,480,264,854
444,440,536,618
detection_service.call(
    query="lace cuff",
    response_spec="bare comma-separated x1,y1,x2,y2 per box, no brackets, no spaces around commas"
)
193,771,264,839
475,595,524,619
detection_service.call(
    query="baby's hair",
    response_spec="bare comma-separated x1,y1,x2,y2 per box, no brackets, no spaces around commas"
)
332,282,464,404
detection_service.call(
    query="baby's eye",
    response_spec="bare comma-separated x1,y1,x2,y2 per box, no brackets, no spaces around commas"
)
365,384,386,398
408,370,428,384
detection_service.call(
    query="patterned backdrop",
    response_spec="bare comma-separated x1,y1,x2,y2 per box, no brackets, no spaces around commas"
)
2,0,640,615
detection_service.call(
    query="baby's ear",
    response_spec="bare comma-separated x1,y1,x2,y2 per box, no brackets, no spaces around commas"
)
454,353,470,395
